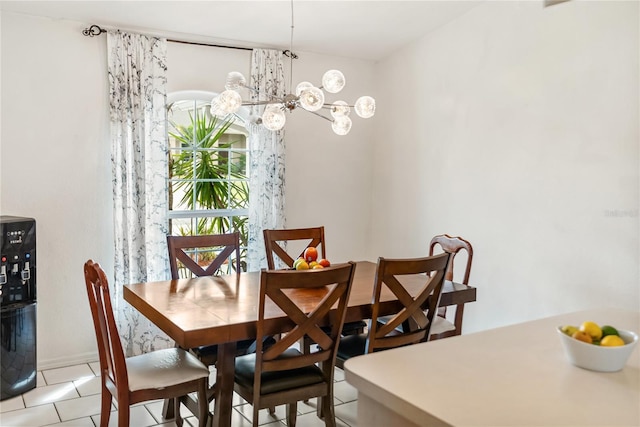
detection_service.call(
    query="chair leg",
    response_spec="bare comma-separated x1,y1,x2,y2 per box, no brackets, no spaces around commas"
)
252,405,261,427
197,379,209,427
174,395,183,427
321,394,336,427
117,402,130,427
287,402,297,427
99,389,111,427
268,406,276,415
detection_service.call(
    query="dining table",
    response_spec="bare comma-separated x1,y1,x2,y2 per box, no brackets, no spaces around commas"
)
123,260,477,427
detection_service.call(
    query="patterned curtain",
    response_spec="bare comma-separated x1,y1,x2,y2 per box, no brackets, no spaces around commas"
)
247,49,287,271
107,30,171,356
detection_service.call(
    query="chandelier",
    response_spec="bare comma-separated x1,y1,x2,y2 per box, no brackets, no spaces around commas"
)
210,1,376,136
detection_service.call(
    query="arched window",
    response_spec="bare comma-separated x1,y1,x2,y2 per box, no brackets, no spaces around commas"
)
167,90,250,271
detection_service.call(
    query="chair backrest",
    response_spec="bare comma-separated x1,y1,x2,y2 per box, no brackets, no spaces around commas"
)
254,263,356,386
366,253,450,353
429,234,473,285
84,260,128,391
263,226,326,269
167,233,241,279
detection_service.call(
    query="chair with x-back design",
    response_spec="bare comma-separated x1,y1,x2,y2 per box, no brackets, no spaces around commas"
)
167,233,276,414
263,227,366,356
335,252,450,369
233,262,356,427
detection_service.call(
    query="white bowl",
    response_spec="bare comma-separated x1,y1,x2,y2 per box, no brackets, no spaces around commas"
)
557,327,639,372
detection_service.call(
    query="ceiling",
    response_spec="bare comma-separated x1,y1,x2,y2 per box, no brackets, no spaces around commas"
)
0,1,482,61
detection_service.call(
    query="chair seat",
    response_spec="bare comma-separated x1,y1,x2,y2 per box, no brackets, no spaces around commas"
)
126,347,209,392
336,333,368,362
430,316,456,335
191,336,277,365
235,348,325,394
341,320,367,335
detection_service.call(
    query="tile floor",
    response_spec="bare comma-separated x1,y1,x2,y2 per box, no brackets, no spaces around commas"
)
0,361,359,426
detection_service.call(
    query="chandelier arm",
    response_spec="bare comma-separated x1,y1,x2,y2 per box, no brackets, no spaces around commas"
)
321,103,356,108
304,109,334,123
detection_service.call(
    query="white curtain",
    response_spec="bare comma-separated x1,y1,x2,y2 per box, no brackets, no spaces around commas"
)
107,30,171,356
247,49,287,271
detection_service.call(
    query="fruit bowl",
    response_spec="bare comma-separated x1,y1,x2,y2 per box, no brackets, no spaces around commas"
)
557,327,639,372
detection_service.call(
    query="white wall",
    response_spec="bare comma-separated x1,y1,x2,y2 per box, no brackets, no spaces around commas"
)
1,12,376,368
1,13,113,368
371,1,639,331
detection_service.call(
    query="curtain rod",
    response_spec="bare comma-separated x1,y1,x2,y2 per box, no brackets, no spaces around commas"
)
82,24,298,58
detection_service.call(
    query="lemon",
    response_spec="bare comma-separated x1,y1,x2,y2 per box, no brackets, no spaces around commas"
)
561,325,578,336
601,325,619,337
580,321,602,341
600,335,625,347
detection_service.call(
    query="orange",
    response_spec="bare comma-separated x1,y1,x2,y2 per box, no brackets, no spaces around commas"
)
572,330,593,344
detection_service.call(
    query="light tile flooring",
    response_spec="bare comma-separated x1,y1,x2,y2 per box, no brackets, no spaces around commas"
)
0,361,358,426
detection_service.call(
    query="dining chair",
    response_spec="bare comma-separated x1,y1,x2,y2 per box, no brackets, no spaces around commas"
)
263,226,366,354
233,262,356,427
263,226,327,270
167,234,276,413
335,252,450,369
428,234,474,339
84,260,209,427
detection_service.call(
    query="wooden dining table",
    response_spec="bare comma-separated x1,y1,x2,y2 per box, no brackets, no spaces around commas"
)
123,260,477,427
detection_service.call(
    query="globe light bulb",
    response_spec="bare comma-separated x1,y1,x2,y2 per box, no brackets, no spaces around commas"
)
210,96,225,116
225,72,246,90
299,87,325,112
216,90,243,114
262,104,286,131
322,69,346,94
330,100,350,118
354,96,376,119
332,116,352,136
295,81,313,96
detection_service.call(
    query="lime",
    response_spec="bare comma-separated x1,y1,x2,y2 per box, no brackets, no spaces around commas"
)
600,335,625,347
580,321,603,341
601,325,619,337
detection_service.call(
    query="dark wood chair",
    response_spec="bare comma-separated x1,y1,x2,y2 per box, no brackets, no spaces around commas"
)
263,226,326,269
167,232,241,279
263,227,366,354
167,234,276,414
428,234,474,339
84,260,209,427
335,253,450,369
233,262,356,427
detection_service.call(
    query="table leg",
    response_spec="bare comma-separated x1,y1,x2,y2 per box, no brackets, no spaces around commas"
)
212,341,237,427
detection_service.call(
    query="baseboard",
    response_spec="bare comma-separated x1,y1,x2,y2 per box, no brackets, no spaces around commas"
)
37,351,99,371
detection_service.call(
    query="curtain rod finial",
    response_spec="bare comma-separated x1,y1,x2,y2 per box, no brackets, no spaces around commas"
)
82,25,106,37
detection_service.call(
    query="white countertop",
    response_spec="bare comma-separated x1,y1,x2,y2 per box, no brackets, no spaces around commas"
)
344,308,640,427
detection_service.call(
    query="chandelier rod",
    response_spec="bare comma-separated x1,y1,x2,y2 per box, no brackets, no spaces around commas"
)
288,0,295,95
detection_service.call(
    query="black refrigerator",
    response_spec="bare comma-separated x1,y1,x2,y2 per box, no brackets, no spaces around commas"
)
0,216,37,400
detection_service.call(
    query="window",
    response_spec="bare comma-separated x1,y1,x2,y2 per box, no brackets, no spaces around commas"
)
167,91,250,272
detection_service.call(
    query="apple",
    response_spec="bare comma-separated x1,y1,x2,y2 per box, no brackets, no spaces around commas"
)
304,247,318,262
